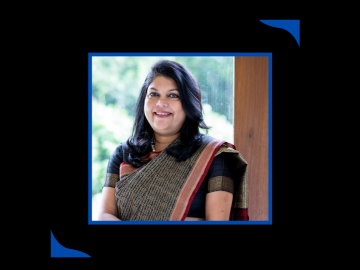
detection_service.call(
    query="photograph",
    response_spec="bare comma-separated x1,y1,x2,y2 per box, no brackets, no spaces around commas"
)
91,54,269,222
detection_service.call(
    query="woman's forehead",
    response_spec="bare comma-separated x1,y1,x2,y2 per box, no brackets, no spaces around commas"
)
147,76,178,91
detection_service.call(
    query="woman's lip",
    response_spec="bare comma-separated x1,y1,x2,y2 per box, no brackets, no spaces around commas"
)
154,111,172,114
154,112,172,118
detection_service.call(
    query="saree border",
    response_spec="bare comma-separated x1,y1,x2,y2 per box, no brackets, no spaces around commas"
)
169,139,226,221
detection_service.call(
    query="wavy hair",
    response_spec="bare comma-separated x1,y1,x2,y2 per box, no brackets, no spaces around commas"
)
125,60,209,168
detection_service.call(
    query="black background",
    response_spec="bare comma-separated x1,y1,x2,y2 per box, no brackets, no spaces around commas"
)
47,19,301,259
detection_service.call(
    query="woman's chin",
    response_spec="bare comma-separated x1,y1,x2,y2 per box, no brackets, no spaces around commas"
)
152,121,172,130
153,125,171,131
152,125,181,135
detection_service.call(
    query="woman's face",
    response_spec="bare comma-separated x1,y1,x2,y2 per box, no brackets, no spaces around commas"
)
144,76,186,136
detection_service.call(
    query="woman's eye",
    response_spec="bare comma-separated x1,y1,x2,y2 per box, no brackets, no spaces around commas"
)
148,93,158,97
169,94,179,98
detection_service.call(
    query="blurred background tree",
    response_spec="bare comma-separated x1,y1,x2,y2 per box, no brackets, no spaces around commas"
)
91,56,234,218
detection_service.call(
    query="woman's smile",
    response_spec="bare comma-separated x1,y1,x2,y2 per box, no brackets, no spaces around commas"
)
154,111,172,118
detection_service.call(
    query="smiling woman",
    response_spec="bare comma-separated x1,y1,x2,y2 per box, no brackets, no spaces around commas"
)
96,59,249,221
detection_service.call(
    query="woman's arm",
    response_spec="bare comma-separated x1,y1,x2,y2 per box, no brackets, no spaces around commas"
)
205,191,233,221
98,187,121,221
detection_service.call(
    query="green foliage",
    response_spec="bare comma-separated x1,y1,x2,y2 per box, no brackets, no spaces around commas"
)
200,104,233,143
91,56,234,196
92,97,134,195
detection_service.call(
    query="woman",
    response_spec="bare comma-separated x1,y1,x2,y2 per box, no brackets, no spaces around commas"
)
98,60,248,221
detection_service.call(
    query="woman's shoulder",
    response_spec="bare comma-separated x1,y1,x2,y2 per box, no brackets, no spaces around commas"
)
200,135,245,163
200,134,216,144
107,142,129,174
111,140,131,160
112,142,124,155
201,134,229,147
112,141,131,158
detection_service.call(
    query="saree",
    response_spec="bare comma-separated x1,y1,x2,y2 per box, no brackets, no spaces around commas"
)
113,135,248,221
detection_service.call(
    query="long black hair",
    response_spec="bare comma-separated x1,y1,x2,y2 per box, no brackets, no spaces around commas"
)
125,60,209,168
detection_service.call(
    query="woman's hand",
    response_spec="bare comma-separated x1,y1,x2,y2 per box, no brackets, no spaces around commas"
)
205,191,233,221
98,187,121,221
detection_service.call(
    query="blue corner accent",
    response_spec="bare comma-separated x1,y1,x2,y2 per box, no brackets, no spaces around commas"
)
260,20,300,47
50,230,90,258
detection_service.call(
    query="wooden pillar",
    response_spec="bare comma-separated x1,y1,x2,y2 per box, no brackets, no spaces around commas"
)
234,57,269,221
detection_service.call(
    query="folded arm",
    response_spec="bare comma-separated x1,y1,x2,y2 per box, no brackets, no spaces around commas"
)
98,187,121,221
205,191,233,221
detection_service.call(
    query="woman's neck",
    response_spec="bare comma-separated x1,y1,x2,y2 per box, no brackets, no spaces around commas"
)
153,132,180,152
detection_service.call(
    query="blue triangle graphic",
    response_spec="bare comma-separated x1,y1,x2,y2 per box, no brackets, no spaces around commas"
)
50,230,90,258
260,20,300,47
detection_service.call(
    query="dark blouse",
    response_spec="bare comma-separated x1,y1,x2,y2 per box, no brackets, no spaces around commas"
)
187,153,234,217
103,144,234,218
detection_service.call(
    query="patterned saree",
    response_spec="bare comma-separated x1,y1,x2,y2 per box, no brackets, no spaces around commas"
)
114,135,248,221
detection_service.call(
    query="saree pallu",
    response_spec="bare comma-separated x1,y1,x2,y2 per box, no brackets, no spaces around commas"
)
115,135,248,221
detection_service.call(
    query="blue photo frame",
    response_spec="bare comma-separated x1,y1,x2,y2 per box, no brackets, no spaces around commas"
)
88,52,272,225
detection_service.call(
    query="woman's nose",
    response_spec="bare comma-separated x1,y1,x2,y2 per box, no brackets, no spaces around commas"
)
156,98,168,107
